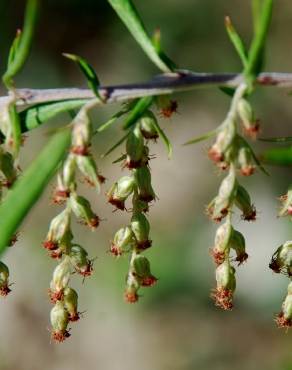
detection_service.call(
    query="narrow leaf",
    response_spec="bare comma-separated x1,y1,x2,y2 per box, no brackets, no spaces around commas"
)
259,136,292,143
151,118,172,158
3,0,39,87
95,103,134,133
0,128,71,255
183,128,219,146
123,96,154,129
63,53,102,100
101,131,130,158
225,16,248,67
107,0,172,72
261,146,292,166
244,0,273,84
7,30,22,67
19,99,87,132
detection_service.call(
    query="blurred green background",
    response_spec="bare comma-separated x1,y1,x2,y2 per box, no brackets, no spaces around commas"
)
0,1,292,369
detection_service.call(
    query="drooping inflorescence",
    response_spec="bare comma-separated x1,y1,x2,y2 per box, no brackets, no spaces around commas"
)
107,109,162,303
205,83,258,309
43,105,104,342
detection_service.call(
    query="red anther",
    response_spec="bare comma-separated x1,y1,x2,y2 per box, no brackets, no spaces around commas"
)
211,287,234,311
110,244,123,257
159,100,178,118
69,312,80,322
43,240,58,251
208,147,224,163
210,248,226,266
51,330,71,343
0,284,11,297
71,145,90,156
49,249,63,260
108,197,125,211
48,289,64,304
235,252,248,266
275,312,292,329
241,206,256,221
141,275,157,287
240,166,255,177
89,216,100,229
124,292,139,303
52,188,70,204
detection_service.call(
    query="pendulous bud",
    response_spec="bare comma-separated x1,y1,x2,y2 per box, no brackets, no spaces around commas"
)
69,245,93,277
237,146,255,176
131,255,157,287
50,257,72,302
211,220,233,265
207,167,237,222
70,193,100,229
235,185,256,221
208,123,236,165
111,226,135,256
76,154,103,192
124,272,140,303
139,111,159,140
134,166,155,203
107,176,136,210
279,186,292,217
275,282,292,329
125,126,145,168
63,287,79,322
237,98,260,139
131,213,152,250
212,260,236,310
269,241,292,276
230,230,248,265
44,209,71,251
50,301,70,342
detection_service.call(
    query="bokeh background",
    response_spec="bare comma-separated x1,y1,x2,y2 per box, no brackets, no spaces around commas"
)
0,1,292,369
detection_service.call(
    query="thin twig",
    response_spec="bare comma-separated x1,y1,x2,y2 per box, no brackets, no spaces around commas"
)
1,70,291,111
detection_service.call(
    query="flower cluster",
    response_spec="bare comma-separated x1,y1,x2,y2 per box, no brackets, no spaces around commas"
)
207,84,257,309
270,190,292,328
107,110,159,303
43,106,104,342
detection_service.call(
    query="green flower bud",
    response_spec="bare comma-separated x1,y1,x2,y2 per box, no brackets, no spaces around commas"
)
76,154,103,192
131,213,152,250
64,287,79,322
208,123,236,164
70,193,100,229
0,261,11,296
139,111,159,140
237,146,255,176
62,154,77,189
235,185,256,221
111,226,134,256
230,230,248,265
107,176,136,210
237,98,260,139
124,272,140,303
50,301,70,342
126,126,145,168
51,257,71,294
44,209,71,250
276,282,292,328
131,255,157,287
207,167,237,222
70,245,92,277
134,167,155,203
211,220,233,265
270,241,292,276
71,109,92,155
212,260,236,310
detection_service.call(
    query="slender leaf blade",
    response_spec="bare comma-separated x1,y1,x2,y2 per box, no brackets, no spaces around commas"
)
107,0,172,72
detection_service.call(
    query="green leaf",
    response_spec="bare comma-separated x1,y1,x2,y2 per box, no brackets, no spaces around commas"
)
101,131,131,158
244,0,273,85
8,104,22,158
19,99,87,132
151,118,172,158
261,146,292,166
112,154,127,164
7,30,22,67
95,103,134,134
0,128,71,255
183,128,219,146
225,16,248,67
259,136,292,143
123,96,154,129
107,0,172,72
3,0,39,88
63,53,102,100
